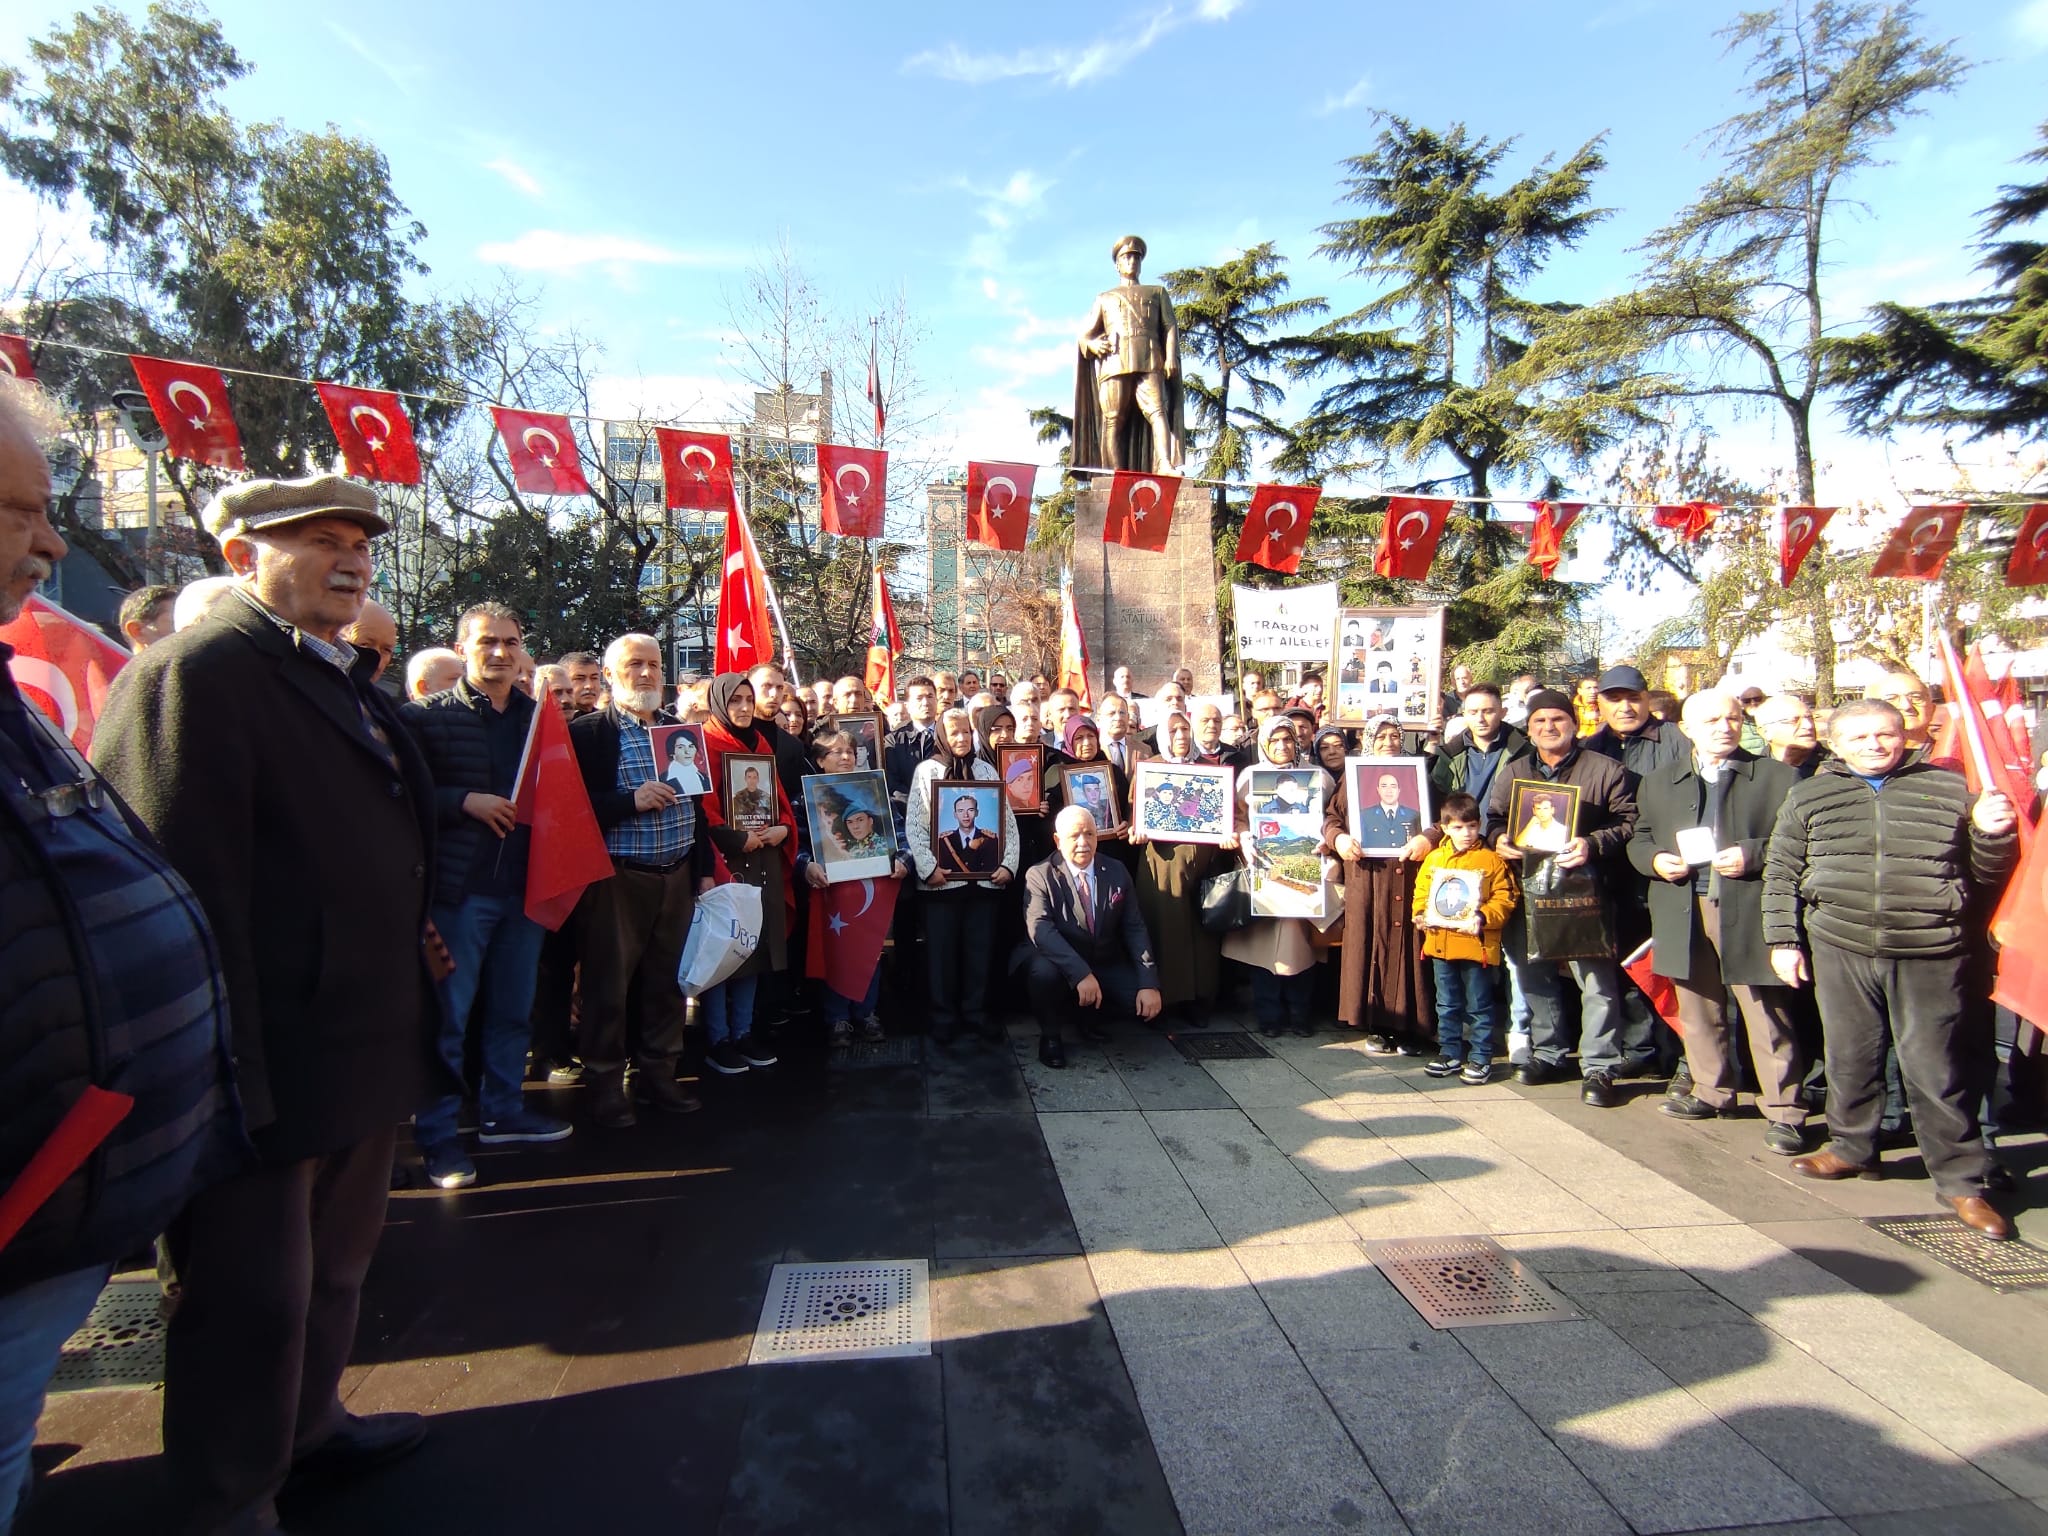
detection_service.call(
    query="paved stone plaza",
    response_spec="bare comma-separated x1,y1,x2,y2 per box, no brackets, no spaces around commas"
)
24,1015,2048,1536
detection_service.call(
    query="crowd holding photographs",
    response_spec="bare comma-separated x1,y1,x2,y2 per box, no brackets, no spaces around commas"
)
1344,758,1429,855
802,770,897,883
1132,762,1236,846
1329,606,1444,729
1507,779,1581,852
999,745,1044,817
1058,763,1122,831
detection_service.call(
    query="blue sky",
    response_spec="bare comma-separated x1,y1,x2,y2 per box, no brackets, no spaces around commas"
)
5,0,2047,634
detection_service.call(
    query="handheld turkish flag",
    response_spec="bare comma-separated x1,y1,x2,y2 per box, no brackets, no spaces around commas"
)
315,384,421,486
865,567,903,702
2005,504,2048,588
818,443,888,539
806,875,902,1002
1057,566,1092,707
1652,500,1721,544
1374,496,1451,581
1103,470,1179,553
1234,483,1320,574
715,502,777,674
965,461,1036,552
0,594,129,752
1869,503,1965,580
1621,940,1684,1034
0,335,35,382
655,429,736,513
129,355,245,471
491,407,590,496
1777,505,1836,588
511,698,613,931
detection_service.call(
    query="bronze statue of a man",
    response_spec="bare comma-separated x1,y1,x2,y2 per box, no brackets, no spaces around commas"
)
1073,235,1186,474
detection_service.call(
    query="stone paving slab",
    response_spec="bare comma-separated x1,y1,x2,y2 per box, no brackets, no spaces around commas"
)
1037,1111,1219,1253
1143,1108,1355,1246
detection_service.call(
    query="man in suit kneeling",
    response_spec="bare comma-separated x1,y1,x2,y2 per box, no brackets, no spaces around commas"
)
1019,806,1163,1069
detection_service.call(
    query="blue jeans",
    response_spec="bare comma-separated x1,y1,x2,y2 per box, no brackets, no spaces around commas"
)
702,973,760,1046
1507,913,1623,1072
1431,958,1497,1062
819,968,881,1025
0,1263,111,1534
416,894,546,1145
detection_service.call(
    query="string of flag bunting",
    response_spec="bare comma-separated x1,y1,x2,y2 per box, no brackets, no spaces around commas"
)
3,332,2044,591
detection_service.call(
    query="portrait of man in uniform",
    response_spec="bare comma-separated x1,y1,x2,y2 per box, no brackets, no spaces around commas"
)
1072,235,1187,473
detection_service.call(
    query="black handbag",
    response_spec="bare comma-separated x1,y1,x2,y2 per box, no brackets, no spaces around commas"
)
1521,853,1614,962
1198,864,1254,933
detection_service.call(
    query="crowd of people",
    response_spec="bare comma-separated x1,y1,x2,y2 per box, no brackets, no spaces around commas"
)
0,375,2039,1535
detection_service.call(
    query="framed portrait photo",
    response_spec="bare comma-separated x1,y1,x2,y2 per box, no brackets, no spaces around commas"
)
1057,762,1123,831
649,723,711,797
1244,768,1327,919
1421,866,1483,931
839,710,884,772
1329,605,1445,728
998,745,1045,817
801,769,897,884
1507,779,1580,854
931,778,1005,881
1344,756,1429,858
1131,761,1236,847
722,752,777,832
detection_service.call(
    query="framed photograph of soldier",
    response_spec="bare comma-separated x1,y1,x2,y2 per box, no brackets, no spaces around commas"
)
1328,605,1444,729
1131,761,1237,847
840,710,884,772
1244,769,1327,919
1057,762,1123,831
998,745,1045,817
931,779,1006,880
1343,757,1429,858
802,769,897,884
1507,779,1581,854
723,752,778,832
1421,867,1484,932
650,723,710,797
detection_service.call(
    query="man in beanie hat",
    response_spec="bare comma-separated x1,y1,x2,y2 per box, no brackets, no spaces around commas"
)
94,473,443,1531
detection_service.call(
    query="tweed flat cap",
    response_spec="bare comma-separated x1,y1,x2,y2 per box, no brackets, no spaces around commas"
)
203,474,389,542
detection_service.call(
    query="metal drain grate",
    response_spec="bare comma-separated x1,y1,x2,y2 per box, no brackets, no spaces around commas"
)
50,1280,168,1392
1864,1215,2048,1290
829,1036,923,1071
748,1260,931,1365
1171,1031,1272,1062
1363,1237,1580,1329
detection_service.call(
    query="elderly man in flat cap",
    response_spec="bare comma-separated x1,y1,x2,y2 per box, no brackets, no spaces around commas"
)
94,474,443,1534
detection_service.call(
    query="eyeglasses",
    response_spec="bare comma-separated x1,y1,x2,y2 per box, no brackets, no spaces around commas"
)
26,776,105,818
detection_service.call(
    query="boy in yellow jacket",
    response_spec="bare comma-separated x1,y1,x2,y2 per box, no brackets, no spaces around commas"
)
1412,792,1518,1083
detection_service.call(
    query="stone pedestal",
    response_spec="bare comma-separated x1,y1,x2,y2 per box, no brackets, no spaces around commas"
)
1070,480,1221,699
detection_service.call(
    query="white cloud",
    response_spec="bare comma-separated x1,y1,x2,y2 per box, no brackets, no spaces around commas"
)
474,230,735,273
2016,0,2048,50
904,3,1236,89
1316,75,1372,116
323,23,425,94
483,157,543,199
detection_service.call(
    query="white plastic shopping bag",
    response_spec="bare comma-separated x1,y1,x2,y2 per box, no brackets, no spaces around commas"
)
677,882,763,997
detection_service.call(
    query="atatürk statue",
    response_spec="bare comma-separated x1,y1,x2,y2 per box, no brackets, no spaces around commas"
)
1073,235,1186,474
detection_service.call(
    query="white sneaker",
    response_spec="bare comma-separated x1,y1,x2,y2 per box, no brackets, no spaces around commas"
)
1507,1028,1533,1066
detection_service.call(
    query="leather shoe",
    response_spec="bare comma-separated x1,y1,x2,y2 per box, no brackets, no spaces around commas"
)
285,1412,427,1495
588,1070,635,1130
1515,1061,1570,1086
1038,1036,1067,1069
1790,1149,1882,1181
1943,1195,2012,1241
636,1067,702,1116
1658,1093,1730,1122
1580,1072,1618,1108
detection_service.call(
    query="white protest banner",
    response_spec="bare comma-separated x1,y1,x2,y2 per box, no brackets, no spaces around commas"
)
1233,582,1338,662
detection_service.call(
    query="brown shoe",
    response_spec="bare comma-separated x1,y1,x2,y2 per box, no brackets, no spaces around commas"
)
588,1068,636,1129
1790,1149,1882,1181
636,1063,703,1115
1943,1195,2013,1241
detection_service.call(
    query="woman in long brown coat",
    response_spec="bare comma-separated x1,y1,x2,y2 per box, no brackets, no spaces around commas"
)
1325,716,1437,1055
1126,712,1222,1024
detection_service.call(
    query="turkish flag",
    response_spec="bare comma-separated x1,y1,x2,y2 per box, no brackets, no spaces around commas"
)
806,874,901,1001
1622,940,1684,1034
2005,503,2048,588
1374,495,1451,581
1103,470,1179,553
1058,566,1092,707
129,355,245,471
1777,505,1836,588
715,502,777,674
1527,506,1565,580
965,460,1035,552
1652,500,1720,543
0,593,129,752
511,698,613,930
865,567,903,702
655,429,736,513
491,407,590,496
1869,503,1965,580
1234,483,1321,573
818,443,887,539
315,383,421,486
0,335,35,382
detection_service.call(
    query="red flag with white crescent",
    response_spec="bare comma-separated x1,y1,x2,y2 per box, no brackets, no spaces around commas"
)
511,694,614,930
1374,496,1451,581
1103,470,1178,553
965,460,1036,552
1776,504,1836,588
315,383,421,486
806,874,902,1001
0,335,35,382
1233,483,1320,573
818,443,888,539
491,407,590,496
1057,566,1092,707
1652,500,1721,543
1869,503,1965,580
865,567,903,702
654,429,736,513
0,593,129,752
2005,504,2048,589
715,502,777,674
128,355,245,471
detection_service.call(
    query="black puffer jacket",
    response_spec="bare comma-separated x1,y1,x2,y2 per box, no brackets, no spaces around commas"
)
400,678,534,899
1762,757,2017,959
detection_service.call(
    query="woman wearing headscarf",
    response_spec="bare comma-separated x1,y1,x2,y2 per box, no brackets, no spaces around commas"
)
907,706,1020,1044
1326,712,1437,1055
1224,715,1336,1037
799,728,910,1048
697,672,799,1075
1127,710,1222,1024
